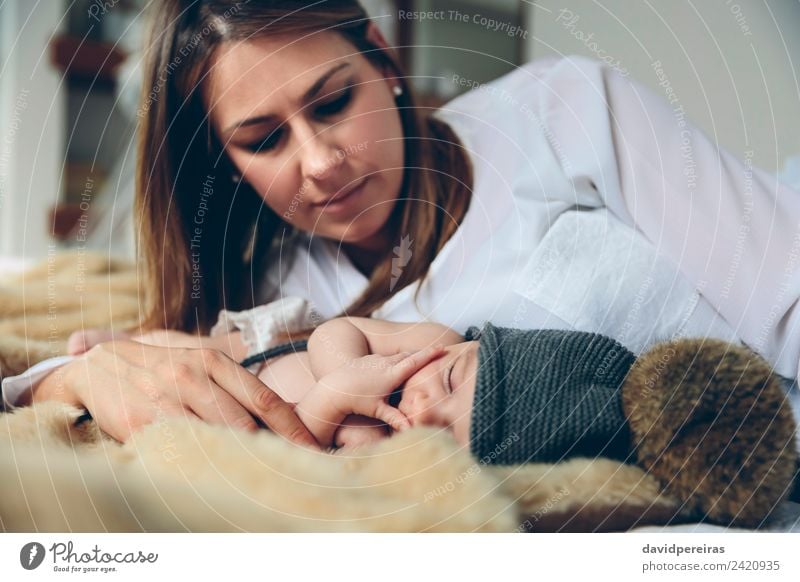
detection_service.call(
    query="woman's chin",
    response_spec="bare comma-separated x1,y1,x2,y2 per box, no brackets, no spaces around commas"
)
320,214,394,250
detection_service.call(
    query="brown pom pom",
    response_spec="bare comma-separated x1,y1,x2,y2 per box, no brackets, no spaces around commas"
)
622,338,797,528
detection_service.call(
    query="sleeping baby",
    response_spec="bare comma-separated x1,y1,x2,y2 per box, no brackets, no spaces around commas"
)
69,311,800,524
244,316,634,464
74,315,636,464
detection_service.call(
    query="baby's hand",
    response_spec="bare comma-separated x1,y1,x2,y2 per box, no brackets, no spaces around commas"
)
302,346,446,443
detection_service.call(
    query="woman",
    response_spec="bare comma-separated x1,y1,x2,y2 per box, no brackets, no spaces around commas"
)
5,0,800,446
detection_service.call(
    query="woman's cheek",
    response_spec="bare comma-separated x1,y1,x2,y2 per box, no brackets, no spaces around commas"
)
251,177,305,221
350,106,403,169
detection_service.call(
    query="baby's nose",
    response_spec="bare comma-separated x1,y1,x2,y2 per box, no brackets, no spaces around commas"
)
401,390,437,426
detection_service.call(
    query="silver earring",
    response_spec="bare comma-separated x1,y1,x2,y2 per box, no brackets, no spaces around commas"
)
393,85,403,98
232,173,241,184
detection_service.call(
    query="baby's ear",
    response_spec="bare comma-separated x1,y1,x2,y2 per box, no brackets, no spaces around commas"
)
622,337,798,527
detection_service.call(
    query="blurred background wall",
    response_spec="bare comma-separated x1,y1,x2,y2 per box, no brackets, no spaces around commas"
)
528,0,800,173
0,0,66,260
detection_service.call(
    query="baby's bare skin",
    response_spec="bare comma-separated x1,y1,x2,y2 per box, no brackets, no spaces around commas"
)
253,350,390,449
67,317,479,449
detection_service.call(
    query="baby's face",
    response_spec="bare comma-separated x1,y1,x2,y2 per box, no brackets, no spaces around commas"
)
397,341,479,445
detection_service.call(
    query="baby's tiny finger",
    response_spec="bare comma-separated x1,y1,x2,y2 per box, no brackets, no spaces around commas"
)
375,403,410,432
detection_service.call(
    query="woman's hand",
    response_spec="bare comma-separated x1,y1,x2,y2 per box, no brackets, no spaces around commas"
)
67,328,249,361
27,340,319,449
67,328,134,355
295,346,446,446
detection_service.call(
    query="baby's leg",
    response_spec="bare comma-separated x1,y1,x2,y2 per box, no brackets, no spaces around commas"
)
334,416,390,450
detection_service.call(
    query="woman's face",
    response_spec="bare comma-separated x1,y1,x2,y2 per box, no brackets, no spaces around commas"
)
205,28,405,252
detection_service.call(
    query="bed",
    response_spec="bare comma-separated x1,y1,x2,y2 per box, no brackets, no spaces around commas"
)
0,249,798,533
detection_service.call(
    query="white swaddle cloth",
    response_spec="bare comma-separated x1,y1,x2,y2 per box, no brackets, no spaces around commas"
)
210,296,320,366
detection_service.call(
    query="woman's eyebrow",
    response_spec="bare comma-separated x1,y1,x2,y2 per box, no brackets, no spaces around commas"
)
222,62,352,135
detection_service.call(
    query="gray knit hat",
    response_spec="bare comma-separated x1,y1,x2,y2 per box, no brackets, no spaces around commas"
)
466,324,636,465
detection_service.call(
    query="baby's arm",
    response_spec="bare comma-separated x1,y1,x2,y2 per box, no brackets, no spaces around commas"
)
296,318,460,446
306,319,371,378
306,317,462,378
295,347,446,446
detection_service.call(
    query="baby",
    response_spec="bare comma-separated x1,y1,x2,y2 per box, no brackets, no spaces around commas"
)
75,316,635,464
250,316,477,450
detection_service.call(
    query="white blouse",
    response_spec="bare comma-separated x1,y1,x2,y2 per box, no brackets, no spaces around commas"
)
256,55,798,373
5,55,800,407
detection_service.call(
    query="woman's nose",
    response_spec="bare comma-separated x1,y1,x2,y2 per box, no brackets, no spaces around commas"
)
299,130,344,182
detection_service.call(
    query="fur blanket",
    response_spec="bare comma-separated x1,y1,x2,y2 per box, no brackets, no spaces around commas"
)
0,401,682,532
0,251,141,378
0,252,793,532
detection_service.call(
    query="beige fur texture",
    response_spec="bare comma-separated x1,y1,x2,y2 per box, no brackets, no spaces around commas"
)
0,401,682,532
2,251,791,532
0,251,141,380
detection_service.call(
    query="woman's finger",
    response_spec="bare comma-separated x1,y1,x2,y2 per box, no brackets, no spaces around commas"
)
182,379,260,433
88,388,197,443
95,343,257,437
201,349,320,449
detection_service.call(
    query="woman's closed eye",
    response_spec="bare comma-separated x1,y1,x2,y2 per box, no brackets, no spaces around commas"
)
314,85,353,116
243,85,354,154
245,127,284,153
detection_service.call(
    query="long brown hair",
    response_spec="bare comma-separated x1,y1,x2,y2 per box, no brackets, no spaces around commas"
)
136,0,473,333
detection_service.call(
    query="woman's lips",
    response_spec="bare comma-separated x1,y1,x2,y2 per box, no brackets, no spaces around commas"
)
314,177,369,214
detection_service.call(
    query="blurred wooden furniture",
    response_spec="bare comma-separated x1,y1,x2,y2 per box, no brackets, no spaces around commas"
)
49,34,127,90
